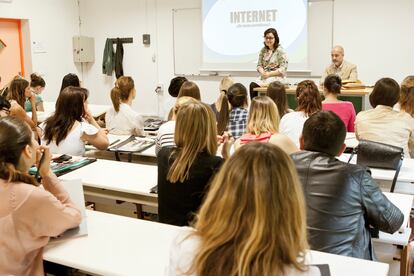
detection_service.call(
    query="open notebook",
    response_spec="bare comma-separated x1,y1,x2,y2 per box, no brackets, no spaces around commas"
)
49,179,88,242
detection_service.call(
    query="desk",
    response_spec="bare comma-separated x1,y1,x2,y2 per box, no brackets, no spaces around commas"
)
254,85,372,112
31,102,111,123
59,159,158,207
338,154,414,183
44,210,389,276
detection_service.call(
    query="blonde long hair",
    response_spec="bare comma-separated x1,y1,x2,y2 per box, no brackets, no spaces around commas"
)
400,76,414,116
188,142,308,275
167,102,218,182
246,96,280,135
110,76,135,112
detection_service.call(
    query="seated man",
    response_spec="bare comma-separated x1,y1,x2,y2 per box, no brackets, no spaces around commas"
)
291,110,403,260
321,45,358,83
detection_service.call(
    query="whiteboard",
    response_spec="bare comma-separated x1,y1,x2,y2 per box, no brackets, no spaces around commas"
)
172,8,202,75
172,2,333,76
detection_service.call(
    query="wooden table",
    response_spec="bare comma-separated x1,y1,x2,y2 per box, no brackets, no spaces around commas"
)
254,85,372,112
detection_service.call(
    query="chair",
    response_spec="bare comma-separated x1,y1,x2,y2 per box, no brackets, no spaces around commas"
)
348,139,404,192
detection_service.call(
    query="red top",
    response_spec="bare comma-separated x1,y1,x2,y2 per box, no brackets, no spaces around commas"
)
239,132,273,144
322,101,356,132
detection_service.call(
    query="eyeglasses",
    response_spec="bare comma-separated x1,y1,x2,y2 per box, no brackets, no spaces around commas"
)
264,36,275,40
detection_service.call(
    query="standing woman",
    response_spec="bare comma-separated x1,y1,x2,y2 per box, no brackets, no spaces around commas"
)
105,76,144,135
157,101,226,226
42,86,109,156
0,116,81,275
250,28,288,99
169,143,319,275
6,78,40,137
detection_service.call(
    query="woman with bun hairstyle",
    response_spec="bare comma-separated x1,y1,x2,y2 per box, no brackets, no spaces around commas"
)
0,116,81,275
322,74,356,132
105,76,144,135
25,73,46,112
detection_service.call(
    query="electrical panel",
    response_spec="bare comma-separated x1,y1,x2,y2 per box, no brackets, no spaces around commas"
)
72,36,95,63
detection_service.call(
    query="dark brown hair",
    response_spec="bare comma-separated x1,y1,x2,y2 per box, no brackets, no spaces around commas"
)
177,81,201,100
168,76,187,97
263,28,280,50
267,81,288,117
324,74,342,94
369,78,400,108
8,78,29,108
44,87,87,146
216,83,248,135
295,80,322,116
30,73,45,88
60,73,80,92
0,116,38,186
111,76,135,112
302,111,346,156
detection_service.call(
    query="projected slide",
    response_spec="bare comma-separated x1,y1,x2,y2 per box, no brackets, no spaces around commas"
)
202,0,308,71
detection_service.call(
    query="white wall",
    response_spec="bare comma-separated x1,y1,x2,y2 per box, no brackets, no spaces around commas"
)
2,0,413,116
0,0,80,102
333,0,414,85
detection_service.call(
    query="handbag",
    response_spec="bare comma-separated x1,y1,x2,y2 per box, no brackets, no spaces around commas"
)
347,139,404,192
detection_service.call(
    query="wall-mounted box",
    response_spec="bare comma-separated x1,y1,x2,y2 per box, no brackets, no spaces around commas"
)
73,36,95,63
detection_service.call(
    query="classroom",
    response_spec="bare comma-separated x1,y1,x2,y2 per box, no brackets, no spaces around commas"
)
1,0,414,275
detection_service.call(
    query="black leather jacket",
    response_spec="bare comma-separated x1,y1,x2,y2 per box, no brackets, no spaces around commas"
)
291,151,404,260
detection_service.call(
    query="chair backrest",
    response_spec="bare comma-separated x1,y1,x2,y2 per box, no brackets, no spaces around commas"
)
348,139,404,192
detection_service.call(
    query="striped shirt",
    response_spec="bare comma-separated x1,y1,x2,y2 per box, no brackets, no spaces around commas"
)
156,121,176,155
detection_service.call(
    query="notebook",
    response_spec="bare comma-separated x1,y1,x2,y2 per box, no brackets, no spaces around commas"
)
108,136,155,153
50,179,88,242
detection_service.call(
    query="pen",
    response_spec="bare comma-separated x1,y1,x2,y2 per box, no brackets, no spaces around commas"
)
109,139,120,147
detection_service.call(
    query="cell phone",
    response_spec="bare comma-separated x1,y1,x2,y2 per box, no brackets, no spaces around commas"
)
52,154,72,163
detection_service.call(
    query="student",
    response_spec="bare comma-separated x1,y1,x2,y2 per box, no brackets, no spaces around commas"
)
156,96,198,155
322,74,356,132
279,80,322,146
177,81,201,100
166,76,188,120
25,73,46,112
356,78,414,158
0,116,81,275
218,83,248,139
60,73,80,92
6,78,40,137
399,76,414,117
235,96,298,155
266,80,291,117
42,86,109,156
105,76,144,135
210,76,234,120
157,101,228,226
0,95,10,117
291,111,403,260
169,143,320,275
